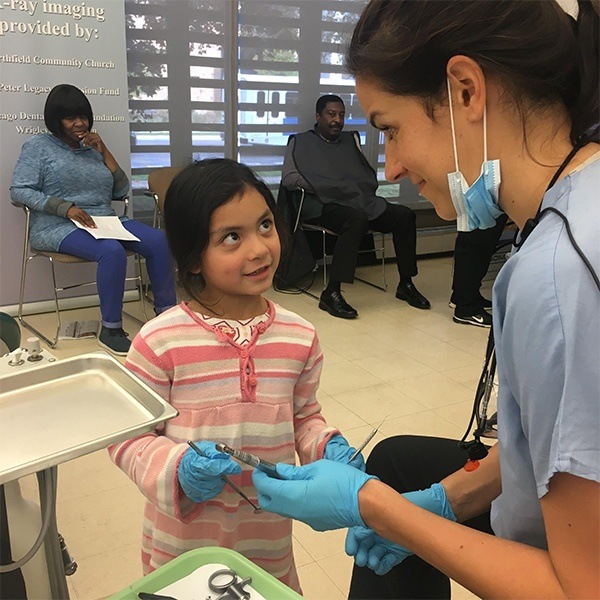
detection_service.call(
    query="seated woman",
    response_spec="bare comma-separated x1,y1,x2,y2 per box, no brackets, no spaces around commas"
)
10,84,177,356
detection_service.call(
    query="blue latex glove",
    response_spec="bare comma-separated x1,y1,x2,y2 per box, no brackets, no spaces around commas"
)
324,435,366,471
345,483,457,575
346,526,411,575
403,483,456,522
252,459,377,531
178,441,242,503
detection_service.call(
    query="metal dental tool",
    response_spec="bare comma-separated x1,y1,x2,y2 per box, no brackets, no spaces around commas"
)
348,416,389,463
187,441,262,513
215,443,283,479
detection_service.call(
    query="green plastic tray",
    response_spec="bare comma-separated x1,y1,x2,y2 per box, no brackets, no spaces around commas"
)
109,546,302,600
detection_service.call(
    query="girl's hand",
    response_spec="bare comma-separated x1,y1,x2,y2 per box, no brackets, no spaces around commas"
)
67,206,96,228
324,435,366,471
178,442,242,503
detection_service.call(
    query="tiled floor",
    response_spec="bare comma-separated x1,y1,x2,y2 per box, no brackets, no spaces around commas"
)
14,256,489,599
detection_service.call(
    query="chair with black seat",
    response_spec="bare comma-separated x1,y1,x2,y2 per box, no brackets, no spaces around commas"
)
145,166,184,229
288,187,388,294
16,199,148,349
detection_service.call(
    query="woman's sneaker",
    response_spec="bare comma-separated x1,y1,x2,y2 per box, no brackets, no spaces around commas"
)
98,327,131,356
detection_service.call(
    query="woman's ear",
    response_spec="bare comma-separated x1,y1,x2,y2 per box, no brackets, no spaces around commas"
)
446,55,487,123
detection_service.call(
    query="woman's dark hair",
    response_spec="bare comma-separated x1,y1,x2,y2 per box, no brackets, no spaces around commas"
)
164,158,288,303
347,0,599,145
44,84,94,135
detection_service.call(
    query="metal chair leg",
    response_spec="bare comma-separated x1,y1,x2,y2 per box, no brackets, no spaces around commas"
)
380,233,387,289
354,232,388,292
296,226,388,300
321,229,327,289
48,257,62,348
18,255,60,349
136,254,149,321
123,254,149,326
17,228,29,325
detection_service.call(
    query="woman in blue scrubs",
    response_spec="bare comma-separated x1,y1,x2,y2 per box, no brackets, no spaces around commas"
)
252,1,600,598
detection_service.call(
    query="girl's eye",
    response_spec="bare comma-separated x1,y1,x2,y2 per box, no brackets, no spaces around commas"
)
222,232,240,245
259,219,273,232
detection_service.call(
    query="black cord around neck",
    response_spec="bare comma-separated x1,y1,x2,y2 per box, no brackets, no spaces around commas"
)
538,206,600,291
462,140,599,463
513,143,583,249
511,143,600,291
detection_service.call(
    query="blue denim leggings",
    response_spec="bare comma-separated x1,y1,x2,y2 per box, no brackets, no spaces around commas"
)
59,220,177,328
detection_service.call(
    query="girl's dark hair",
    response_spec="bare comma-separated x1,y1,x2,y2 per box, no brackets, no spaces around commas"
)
164,158,287,303
44,84,93,135
347,0,599,145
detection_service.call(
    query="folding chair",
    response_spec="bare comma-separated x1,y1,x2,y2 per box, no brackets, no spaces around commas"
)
17,199,148,349
289,187,388,293
145,166,184,229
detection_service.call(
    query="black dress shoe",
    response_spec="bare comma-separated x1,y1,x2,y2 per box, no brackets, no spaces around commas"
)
319,289,358,319
395,282,431,309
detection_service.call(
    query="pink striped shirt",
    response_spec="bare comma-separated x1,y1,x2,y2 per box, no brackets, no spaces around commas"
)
108,300,339,592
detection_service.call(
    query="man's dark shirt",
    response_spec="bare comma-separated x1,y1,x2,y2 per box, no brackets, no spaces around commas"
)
281,128,387,220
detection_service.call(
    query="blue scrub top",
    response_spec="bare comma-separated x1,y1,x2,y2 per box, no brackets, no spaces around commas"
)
491,154,600,548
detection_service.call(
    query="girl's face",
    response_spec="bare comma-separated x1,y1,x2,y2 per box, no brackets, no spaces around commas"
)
193,186,281,315
355,77,458,221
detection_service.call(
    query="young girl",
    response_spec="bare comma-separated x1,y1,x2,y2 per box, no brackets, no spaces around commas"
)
108,158,363,592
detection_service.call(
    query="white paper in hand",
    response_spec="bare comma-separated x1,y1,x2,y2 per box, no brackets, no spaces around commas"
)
72,216,140,241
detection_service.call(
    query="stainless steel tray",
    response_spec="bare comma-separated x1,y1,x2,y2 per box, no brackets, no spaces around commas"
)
0,351,178,484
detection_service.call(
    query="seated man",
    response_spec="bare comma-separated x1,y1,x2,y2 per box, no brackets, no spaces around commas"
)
282,94,429,319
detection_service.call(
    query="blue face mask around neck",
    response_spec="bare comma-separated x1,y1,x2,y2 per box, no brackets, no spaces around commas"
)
447,160,502,231
446,79,503,232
